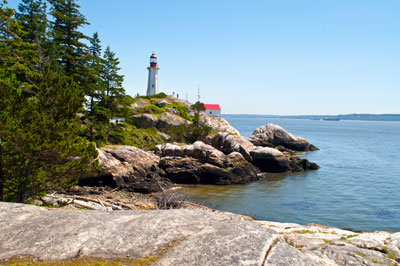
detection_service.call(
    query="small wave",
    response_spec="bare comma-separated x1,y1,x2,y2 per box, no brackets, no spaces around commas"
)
375,210,396,219
280,201,316,211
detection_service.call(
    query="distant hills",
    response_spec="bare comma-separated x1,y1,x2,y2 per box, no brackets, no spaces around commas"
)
224,114,400,122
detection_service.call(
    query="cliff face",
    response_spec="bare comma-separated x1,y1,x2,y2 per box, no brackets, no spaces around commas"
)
1,202,399,266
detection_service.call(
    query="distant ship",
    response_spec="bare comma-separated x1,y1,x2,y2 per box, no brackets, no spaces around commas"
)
323,117,340,121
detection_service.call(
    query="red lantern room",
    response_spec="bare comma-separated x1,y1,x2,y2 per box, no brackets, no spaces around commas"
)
150,53,157,67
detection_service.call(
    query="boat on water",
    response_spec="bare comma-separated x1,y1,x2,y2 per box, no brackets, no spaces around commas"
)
323,117,340,121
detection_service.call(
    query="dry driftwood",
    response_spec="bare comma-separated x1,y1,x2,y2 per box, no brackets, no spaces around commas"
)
62,195,123,210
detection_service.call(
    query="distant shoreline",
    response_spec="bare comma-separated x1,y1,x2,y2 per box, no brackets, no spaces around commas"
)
223,113,400,122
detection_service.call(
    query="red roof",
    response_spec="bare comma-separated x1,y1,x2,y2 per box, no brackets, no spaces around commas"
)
150,53,157,58
203,104,221,111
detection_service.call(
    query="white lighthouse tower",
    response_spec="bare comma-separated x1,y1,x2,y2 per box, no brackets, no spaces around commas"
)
146,53,159,96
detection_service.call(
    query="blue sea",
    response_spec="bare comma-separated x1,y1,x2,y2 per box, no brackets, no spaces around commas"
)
184,115,400,232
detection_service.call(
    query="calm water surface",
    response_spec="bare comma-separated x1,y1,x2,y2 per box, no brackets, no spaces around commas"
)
184,116,400,232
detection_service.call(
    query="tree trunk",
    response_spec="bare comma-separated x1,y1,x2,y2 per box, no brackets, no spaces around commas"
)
0,139,4,201
19,161,32,203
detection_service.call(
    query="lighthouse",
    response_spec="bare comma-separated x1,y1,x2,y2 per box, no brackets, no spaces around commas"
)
146,53,159,96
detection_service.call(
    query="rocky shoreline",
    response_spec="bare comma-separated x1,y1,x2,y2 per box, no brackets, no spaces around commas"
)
3,107,398,265
79,123,319,193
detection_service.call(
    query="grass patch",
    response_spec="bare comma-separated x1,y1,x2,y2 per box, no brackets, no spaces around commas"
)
341,234,359,240
387,250,398,260
355,251,367,258
107,124,166,150
136,92,167,99
291,230,315,234
322,239,331,244
372,259,386,264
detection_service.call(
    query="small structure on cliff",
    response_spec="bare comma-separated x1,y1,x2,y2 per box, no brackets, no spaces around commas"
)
146,53,159,96
204,104,221,117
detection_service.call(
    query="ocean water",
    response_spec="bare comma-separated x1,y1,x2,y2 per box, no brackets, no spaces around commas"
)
184,116,400,232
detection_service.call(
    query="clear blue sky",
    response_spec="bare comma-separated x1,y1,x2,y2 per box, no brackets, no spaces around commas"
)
7,0,400,115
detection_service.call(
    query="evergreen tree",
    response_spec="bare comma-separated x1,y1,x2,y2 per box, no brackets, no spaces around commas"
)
48,0,88,78
0,1,98,203
87,32,104,110
16,0,47,45
101,46,124,109
86,32,108,142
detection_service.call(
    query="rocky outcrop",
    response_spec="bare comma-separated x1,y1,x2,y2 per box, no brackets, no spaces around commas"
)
209,132,254,161
209,132,319,173
79,145,171,193
131,112,189,129
156,141,227,167
249,123,319,151
156,141,260,185
1,202,399,266
200,112,240,135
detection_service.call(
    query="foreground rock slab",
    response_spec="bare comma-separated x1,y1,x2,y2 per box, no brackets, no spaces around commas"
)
0,202,276,266
2,203,398,266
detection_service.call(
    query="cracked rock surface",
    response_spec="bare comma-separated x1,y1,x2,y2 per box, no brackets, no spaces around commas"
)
1,202,399,266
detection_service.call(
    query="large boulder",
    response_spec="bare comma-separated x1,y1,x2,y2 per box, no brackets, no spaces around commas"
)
249,123,318,151
209,132,255,162
156,141,226,167
250,146,291,172
79,145,171,193
159,156,260,185
156,141,260,185
200,113,240,135
131,112,189,129
250,146,319,173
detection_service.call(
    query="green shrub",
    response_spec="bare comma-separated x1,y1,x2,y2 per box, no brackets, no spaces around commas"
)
171,102,192,121
136,92,167,99
133,103,166,115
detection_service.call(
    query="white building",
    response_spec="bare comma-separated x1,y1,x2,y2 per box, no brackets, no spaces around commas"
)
146,53,159,96
204,104,221,117
109,117,124,124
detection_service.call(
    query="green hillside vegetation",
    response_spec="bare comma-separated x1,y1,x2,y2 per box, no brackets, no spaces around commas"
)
105,95,211,148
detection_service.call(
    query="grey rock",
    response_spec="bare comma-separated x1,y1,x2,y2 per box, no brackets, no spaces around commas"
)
209,132,255,161
131,113,190,130
209,132,319,173
156,141,260,185
264,238,329,266
130,99,148,110
200,113,240,135
0,202,274,266
155,99,170,107
249,123,318,151
250,146,292,172
156,141,226,167
158,154,260,185
1,202,399,266
131,113,159,128
79,145,171,193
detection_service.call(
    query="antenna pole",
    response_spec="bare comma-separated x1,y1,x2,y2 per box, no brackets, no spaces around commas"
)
197,85,200,103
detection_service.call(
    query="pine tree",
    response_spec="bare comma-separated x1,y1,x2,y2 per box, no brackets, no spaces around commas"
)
15,0,50,73
101,46,125,109
86,32,108,141
48,0,88,78
0,1,98,203
16,0,47,45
